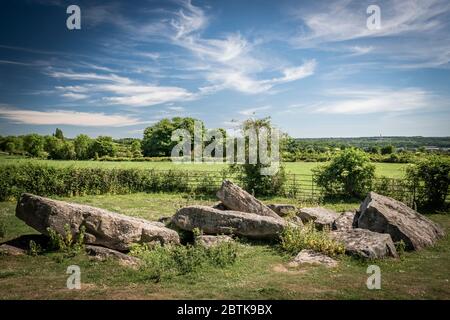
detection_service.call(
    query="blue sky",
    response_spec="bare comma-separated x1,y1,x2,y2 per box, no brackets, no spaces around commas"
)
0,0,449,138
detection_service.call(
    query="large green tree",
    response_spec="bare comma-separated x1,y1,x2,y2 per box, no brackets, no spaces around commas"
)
142,117,203,157
90,136,117,158
73,134,93,160
23,134,45,157
54,128,64,140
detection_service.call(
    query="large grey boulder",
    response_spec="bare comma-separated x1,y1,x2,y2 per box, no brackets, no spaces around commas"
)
172,205,286,239
330,228,398,259
332,211,357,231
16,193,180,251
216,180,281,220
298,207,339,229
358,192,445,250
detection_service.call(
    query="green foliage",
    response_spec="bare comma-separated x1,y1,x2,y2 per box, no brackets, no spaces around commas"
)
90,136,117,158
28,240,42,256
44,136,76,160
129,241,239,282
130,140,143,158
231,163,286,196
280,223,345,257
47,224,85,256
23,134,45,157
381,145,395,155
0,163,224,200
395,240,406,258
54,128,64,140
192,227,203,237
406,156,450,209
73,134,93,160
313,148,376,198
229,117,286,196
142,117,202,157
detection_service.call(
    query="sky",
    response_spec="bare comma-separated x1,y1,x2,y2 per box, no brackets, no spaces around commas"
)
0,0,449,138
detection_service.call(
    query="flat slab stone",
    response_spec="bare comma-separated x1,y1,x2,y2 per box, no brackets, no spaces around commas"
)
16,193,180,251
330,228,398,259
287,249,338,268
85,245,141,267
0,244,26,256
172,205,287,239
195,235,234,248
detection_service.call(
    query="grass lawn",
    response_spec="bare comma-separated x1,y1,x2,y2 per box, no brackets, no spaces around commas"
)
0,155,408,178
0,192,448,300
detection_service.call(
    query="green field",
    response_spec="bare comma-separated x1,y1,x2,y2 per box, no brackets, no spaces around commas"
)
0,192,449,299
0,156,408,178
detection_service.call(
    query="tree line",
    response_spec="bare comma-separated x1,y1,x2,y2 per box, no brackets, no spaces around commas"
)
0,116,449,162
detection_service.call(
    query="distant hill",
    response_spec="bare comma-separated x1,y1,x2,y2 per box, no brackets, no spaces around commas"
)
293,137,450,149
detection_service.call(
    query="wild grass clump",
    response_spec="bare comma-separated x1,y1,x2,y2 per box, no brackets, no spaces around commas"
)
280,222,345,257
129,241,239,283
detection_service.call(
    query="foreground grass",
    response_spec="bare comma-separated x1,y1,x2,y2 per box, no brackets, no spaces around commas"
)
0,155,408,178
0,192,448,299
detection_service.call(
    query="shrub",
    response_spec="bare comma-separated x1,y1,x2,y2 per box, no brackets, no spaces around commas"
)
395,240,406,258
0,164,223,200
406,156,450,209
129,241,239,283
372,176,411,203
280,223,345,257
28,240,42,256
230,163,286,196
313,148,375,198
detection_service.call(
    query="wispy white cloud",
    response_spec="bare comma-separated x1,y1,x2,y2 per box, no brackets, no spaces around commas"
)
47,70,133,84
290,0,450,68
101,84,194,107
348,46,374,56
313,88,435,114
135,1,316,94
167,106,185,112
61,92,88,100
51,71,195,107
0,107,141,127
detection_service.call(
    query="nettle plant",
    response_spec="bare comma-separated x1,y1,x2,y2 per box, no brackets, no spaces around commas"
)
47,224,86,256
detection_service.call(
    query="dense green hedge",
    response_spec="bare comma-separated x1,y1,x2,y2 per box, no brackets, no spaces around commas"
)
0,164,222,201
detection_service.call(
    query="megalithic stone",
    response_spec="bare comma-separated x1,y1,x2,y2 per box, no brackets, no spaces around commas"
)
16,193,180,251
216,180,281,220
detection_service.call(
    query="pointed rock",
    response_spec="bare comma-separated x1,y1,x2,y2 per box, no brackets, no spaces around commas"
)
216,180,281,220
358,192,444,250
